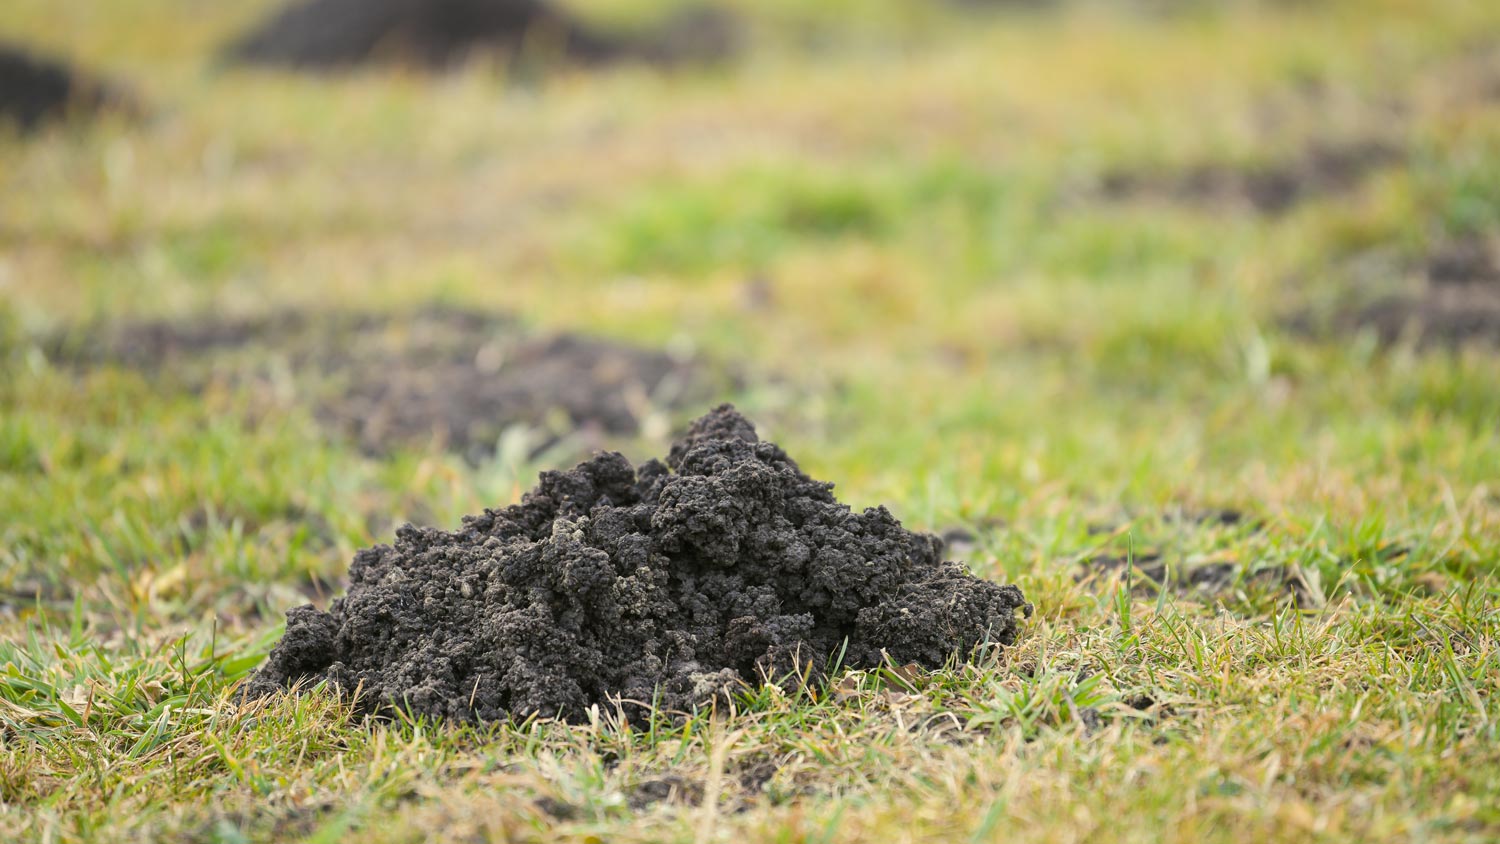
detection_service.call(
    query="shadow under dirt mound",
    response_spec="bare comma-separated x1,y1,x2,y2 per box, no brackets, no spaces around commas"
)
0,41,136,132
221,0,741,71
50,306,726,462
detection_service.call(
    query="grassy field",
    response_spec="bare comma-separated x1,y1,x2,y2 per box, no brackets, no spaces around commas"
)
3,0,1500,841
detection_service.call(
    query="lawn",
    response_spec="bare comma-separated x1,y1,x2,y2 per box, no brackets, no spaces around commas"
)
2,0,1498,841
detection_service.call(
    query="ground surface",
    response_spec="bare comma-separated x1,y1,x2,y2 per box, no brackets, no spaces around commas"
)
2,0,1499,842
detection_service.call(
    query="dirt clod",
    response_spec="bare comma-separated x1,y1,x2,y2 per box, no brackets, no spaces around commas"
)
0,41,134,132
54,307,715,462
223,0,739,71
242,405,1031,723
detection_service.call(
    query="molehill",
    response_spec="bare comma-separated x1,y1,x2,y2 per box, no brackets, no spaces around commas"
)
244,405,1030,722
0,41,134,132
223,0,739,71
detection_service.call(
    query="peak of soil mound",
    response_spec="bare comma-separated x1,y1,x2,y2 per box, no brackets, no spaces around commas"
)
223,0,738,71
243,405,1031,722
0,41,133,132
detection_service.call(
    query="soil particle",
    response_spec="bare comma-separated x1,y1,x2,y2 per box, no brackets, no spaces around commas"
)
222,0,740,71
1099,138,1403,215
53,307,714,462
242,405,1031,723
0,41,135,132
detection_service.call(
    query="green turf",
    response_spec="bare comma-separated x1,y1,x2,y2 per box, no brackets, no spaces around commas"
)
3,0,1499,841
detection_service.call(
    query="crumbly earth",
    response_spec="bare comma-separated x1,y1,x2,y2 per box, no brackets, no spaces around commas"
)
243,405,1031,722
222,0,739,71
0,41,133,132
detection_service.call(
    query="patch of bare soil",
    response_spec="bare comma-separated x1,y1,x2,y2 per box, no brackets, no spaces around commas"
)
1069,508,1325,607
1098,138,1403,215
1294,235,1500,347
0,41,135,132
242,405,1032,723
1353,237,1500,346
52,307,721,461
222,0,740,71
1076,552,1324,608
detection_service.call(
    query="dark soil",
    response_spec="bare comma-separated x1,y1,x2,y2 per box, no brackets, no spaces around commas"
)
0,41,133,132
241,405,1031,723
222,0,740,71
1071,507,1320,606
1076,552,1321,607
1353,287,1500,346
1300,235,1500,346
53,307,717,462
1098,138,1403,215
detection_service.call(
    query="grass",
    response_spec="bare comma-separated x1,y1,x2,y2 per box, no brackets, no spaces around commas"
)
3,0,1499,840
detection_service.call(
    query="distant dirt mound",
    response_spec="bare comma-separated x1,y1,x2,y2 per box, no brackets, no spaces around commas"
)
1299,236,1500,347
222,0,739,70
1362,236,1500,344
54,307,719,461
243,405,1031,723
1098,139,1403,216
0,41,132,132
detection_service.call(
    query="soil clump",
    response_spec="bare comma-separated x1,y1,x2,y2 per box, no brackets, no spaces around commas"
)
0,41,134,132
53,307,715,461
242,405,1031,723
222,0,739,71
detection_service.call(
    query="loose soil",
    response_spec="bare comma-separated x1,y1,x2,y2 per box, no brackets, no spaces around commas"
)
0,41,133,132
1098,138,1403,215
53,307,718,461
222,0,740,71
242,405,1031,723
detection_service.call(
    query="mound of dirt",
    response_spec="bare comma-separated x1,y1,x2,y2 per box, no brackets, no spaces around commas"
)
242,405,1031,723
0,41,133,132
54,307,717,461
222,0,739,71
